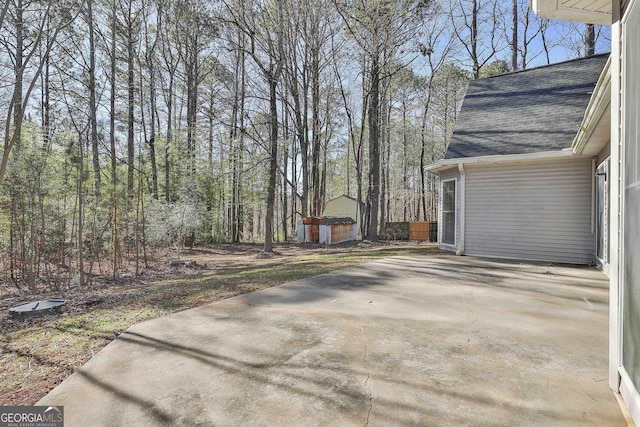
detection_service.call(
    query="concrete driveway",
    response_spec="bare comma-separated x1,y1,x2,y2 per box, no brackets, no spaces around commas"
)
39,256,626,426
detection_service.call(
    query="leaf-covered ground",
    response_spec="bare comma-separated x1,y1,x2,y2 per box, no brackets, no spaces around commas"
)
0,241,448,406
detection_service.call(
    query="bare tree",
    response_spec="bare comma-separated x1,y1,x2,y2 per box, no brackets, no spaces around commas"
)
87,0,101,199
511,0,517,70
451,0,503,79
109,0,120,278
224,0,285,252
0,0,79,185
335,0,425,240
224,9,247,243
417,7,457,220
330,32,368,237
517,4,543,69
119,0,143,198
158,0,179,202
141,0,160,199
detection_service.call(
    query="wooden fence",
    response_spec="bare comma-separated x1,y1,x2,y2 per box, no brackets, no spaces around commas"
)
384,221,437,242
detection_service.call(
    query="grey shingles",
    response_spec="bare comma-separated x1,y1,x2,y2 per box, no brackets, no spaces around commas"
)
445,54,609,159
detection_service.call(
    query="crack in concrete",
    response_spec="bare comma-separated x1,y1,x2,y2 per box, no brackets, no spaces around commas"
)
466,312,478,345
361,329,373,427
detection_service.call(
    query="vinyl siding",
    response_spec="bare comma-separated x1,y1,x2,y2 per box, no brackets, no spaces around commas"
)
464,157,594,264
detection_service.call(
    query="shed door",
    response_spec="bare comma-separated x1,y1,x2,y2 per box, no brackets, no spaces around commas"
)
463,158,594,264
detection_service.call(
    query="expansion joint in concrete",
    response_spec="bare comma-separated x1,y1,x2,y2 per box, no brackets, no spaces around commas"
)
361,328,373,427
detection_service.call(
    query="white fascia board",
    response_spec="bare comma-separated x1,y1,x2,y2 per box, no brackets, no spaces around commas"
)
531,0,613,24
425,161,457,174
426,149,578,174
573,57,612,155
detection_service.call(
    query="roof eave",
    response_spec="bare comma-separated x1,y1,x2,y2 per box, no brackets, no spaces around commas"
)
326,194,357,203
425,161,458,175
572,56,612,156
531,0,612,24
426,149,578,175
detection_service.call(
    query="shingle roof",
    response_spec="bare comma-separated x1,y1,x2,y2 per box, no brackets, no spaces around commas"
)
302,216,356,225
445,54,609,159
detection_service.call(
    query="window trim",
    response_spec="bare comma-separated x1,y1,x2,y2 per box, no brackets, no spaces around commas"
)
441,178,457,246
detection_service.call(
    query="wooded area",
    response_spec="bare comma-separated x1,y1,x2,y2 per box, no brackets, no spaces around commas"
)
0,0,607,291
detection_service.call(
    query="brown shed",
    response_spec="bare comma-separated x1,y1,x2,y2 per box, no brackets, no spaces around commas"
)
299,216,357,245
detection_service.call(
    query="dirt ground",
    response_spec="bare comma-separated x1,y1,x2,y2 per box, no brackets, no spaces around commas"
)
0,241,435,318
0,241,446,406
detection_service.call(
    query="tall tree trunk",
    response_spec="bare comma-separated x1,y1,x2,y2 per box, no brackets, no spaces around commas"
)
293,89,309,219
385,114,391,222
88,0,100,200
291,130,298,232
366,55,380,241
264,78,279,252
165,74,173,202
110,0,119,279
185,45,198,199
356,60,367,239
379,92,389,230
14,0,23,137
207,87,214,200
42,17,50,148
511,0,518,71
127,2,135,198
40,17,52,284
147,136,158,198
419,94,430,221
540,21,551,64
77,132,85,287
584,24,595,57
402,94,408,222
146,31,159,199
158,2,174,203
263,0,284,252
310,47,321,216
282,96,289,241
286,46,309,219
231,38,245,243
471,0,480,79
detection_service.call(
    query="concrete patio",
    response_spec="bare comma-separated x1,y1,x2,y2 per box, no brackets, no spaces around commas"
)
39,256,626,426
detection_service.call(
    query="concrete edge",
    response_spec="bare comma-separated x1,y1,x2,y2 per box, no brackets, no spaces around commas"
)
616,392,637,427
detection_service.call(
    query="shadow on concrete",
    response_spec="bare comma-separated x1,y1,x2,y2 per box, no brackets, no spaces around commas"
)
75,369,174,424
37,256,618,426
95,329,576,426
237,255,608,312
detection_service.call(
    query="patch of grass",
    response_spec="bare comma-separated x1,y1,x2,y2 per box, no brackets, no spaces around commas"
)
0,242,446,405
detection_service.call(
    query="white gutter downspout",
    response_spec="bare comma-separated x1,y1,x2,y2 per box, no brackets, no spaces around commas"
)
456,163,466,256
591,158,596,233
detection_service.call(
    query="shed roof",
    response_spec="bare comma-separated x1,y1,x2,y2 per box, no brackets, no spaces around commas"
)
325,195,357,203
303,216,356,225
445,53,609,159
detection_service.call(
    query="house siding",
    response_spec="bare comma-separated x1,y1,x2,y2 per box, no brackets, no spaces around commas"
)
463,157,594,264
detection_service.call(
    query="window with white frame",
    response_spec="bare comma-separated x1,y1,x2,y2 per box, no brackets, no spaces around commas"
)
442,180,456,245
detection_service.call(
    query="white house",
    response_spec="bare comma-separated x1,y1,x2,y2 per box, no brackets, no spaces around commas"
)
427,54,609,265
531,0,640,423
